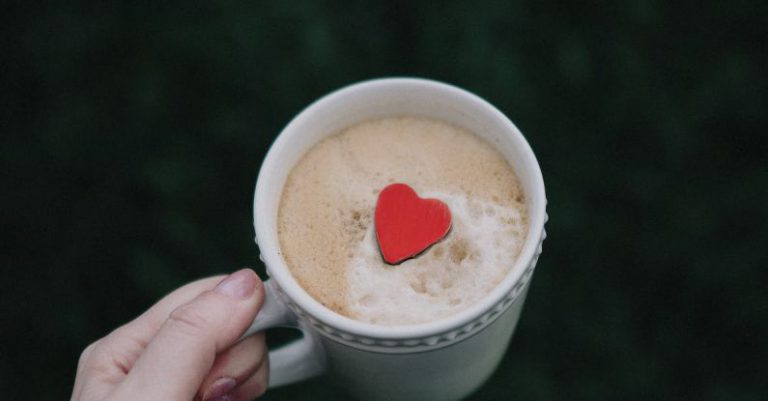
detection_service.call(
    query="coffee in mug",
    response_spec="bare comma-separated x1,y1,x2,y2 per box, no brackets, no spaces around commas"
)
278,116,528,325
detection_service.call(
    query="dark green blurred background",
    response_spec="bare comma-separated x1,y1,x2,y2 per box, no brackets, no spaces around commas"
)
2,1,766,400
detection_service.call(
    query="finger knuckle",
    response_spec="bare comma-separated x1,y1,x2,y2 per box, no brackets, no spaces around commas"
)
76,341,115,377
168,303,210,335
77,341,99,371
106,337,145,374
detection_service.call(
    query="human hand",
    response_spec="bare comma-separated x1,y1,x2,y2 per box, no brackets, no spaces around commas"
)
71,269,268,401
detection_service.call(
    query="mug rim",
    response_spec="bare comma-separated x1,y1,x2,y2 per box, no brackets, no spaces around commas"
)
254,77,546,339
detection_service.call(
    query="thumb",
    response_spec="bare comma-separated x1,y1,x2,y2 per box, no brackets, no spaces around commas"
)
113,269,264,401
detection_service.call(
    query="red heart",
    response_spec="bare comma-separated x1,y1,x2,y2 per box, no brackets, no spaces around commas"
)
375,183,452,265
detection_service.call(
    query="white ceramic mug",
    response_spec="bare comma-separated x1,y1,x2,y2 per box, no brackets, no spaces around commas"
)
244,78,547,401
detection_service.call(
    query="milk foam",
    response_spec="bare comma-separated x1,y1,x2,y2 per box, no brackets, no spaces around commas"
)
277,116,528,325
347,192,526,325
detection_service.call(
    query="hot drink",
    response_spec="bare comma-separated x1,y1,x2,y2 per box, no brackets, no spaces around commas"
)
277,117,528,325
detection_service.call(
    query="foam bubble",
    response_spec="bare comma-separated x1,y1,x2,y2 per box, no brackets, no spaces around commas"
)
346,192,526,325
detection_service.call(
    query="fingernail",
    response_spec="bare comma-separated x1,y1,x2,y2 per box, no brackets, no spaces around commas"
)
214,269,256,299
203,377,236,401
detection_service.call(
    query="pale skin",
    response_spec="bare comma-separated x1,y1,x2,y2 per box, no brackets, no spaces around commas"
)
71,268,268,401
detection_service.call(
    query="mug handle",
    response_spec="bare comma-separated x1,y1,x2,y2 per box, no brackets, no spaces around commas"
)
241,279,325,387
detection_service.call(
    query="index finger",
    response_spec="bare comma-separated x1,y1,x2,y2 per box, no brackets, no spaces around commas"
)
74,274,230,400
112,274,228,343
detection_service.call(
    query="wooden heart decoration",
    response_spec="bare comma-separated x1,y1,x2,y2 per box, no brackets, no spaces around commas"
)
375,183,452,265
